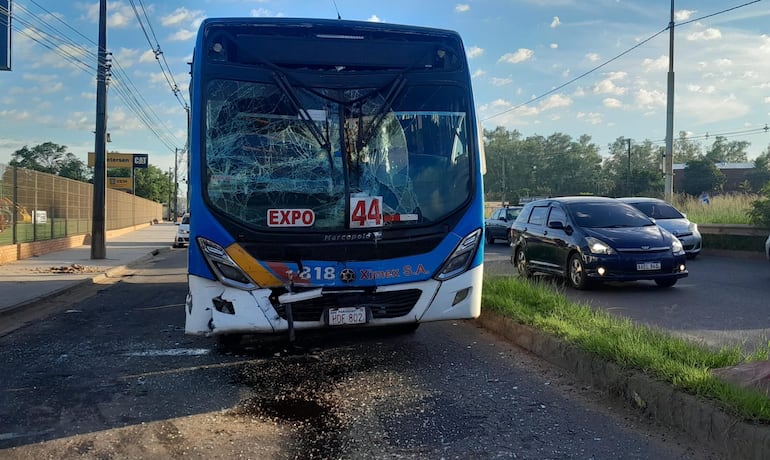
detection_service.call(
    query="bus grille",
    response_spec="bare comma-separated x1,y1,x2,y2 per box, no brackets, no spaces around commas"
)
275,289,422,322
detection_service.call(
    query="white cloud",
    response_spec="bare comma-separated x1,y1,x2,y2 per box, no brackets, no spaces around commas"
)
368,15,382,22
471,69,486,79
467,46,484,59
539,94,571,110
687,28,721,41
161,7,203,26
675,10,696,22
82,2,142,28
764,96,770,104
576,112,602,125
585,53,600,63
499,49,534,64
603,98,623,109
491,77,513,86
550,17,561,28
455,4,470,13
635,88,666,109
169,29,197,42
642,55,668,72
114,48,141,68
550,43,558,49
593,72,627,96
251,8,284,18
140,49,157,64
687,84,716,94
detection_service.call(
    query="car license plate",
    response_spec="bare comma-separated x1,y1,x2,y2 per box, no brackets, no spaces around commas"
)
636,261,661,271
328,307,367,326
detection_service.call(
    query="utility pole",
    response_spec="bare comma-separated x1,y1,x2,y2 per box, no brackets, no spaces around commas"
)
91,0,107,259
174,147,179,220
663,0,675,202
626,138,632,195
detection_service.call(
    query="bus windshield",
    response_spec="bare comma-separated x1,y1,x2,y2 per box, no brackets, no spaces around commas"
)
205,78,471,230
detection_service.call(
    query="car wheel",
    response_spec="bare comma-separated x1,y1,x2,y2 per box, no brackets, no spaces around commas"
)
567,252,590,290
485,229,495,245
515,247,530,278
654,278,678,288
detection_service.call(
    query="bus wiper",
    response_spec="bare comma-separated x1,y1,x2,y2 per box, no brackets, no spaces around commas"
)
356,75,406,151
272,71,333,157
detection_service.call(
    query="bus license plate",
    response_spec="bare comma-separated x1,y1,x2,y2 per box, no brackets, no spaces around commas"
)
636,261,661,271
328,307,367,326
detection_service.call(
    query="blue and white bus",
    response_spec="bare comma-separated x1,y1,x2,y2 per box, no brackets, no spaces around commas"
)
185,18,485,342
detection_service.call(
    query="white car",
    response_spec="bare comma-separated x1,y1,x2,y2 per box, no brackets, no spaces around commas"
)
618,197,702,259
174,213,190,248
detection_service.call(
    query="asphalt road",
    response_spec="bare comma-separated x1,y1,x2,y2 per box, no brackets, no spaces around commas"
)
0,248,719,459
484,242,770,353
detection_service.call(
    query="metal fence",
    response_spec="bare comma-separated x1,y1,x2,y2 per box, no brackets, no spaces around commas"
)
0,163,164,245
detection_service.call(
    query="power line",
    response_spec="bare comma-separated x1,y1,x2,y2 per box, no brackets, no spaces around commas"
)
128,0,190,111
10,1,184,152
481,0,765,123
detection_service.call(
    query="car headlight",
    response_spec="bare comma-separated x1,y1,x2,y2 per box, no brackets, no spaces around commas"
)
585,236,615,255
689,222,698,233
671,238,685,255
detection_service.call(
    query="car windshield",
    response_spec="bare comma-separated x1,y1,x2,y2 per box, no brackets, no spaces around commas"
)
566,202,653,228
506,208,521,220
627,202,684,220
181,215,190,225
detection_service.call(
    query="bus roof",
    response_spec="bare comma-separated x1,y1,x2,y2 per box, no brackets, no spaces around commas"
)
197,17,467,72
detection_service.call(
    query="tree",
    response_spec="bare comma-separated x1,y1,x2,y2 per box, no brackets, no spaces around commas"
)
681,158,725,196
745,146,770,192
673,131,702,163
10,142,90,181
10,142,68,174
134,165,173,204
58,153,90,181
704,136,749,163
602,138,663,197
748,182,770,228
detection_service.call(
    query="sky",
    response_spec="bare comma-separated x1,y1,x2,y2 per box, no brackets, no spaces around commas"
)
2,0,770,187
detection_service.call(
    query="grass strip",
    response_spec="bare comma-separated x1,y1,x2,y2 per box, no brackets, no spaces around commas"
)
483,275,770,422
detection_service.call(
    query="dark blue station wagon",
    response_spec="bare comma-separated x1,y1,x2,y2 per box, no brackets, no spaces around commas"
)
509,196,688,289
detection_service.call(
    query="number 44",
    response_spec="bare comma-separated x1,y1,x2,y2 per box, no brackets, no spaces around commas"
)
350,196,383,228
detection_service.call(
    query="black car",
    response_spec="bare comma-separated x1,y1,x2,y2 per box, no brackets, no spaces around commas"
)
485,205,523,244
509,196,688,289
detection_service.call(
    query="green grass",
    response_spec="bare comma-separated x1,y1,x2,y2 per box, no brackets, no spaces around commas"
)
483,275,770,422
673,193,757,225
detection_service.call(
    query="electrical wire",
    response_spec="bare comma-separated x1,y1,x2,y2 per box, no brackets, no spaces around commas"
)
481,0,766,125
128,0,190,111
10,1,184,153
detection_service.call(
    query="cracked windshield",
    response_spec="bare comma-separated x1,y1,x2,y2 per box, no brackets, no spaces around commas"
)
205,79,471,230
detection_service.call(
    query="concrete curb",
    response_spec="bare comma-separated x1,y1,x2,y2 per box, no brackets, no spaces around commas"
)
476,310,770,460
0,247,172,317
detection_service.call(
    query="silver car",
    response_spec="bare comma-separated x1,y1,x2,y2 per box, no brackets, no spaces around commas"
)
618,197,702,259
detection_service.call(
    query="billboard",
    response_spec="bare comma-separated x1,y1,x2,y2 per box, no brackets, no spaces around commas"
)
1,0,10,71
108,177,133,192
88,152,149,169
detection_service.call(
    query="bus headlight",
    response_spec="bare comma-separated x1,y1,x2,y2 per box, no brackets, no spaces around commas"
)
197,237,257,290
435,229,482,281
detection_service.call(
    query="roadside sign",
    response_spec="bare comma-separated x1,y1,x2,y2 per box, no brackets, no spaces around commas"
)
88,152,149,169
1,0,10,71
